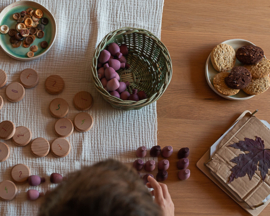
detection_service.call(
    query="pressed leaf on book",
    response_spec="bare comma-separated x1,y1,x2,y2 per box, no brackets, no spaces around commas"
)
228,136,270,183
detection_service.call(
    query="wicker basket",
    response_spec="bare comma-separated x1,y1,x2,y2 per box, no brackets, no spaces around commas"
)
92,27,173,110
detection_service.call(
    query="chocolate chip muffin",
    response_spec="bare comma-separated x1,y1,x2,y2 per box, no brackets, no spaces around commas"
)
225,66,252,89
236,45,264,65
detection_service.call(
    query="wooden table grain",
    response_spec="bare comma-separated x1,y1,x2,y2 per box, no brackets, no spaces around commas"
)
159,0,270,215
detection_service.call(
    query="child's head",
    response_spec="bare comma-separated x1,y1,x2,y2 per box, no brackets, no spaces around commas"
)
38,159,161,216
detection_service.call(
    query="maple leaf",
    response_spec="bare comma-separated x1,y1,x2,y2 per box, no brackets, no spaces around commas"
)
228,136,270,183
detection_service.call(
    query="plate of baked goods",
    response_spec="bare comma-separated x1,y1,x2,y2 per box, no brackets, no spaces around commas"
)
205,39,270,100
0,1,56,61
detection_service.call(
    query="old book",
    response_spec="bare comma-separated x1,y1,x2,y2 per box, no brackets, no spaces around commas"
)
206,112,270,209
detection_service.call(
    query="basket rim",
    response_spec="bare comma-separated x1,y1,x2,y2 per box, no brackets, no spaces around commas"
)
91,27,173,110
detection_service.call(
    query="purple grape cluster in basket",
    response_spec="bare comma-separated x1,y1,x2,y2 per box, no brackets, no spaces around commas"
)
97,43,147,101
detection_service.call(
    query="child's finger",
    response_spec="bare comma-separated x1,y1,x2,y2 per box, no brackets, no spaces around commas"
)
146,182,152,188
147,176,163,200
159,183,171,200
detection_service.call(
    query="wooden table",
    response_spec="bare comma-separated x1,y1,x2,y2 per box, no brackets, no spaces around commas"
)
159,0,270,215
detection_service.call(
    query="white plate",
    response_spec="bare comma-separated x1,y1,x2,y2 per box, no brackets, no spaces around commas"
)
205,39,256,100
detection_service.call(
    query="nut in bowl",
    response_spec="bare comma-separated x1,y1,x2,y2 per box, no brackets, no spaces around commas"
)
0,1,56,61
205,39,270,100
92,27,173,110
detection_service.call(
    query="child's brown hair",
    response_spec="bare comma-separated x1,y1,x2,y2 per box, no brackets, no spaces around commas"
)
38,159,161,216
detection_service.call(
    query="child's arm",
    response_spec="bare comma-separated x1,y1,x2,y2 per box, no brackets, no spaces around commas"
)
147,176,175,216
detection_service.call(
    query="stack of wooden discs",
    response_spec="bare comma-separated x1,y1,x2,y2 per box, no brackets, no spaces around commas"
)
0,180,17,201
73,91,93,110
45,75,65,95
0,69,7,88
5,82,25,102
54,118,74,137
51,138,71,158
31,138,50,157
0,120,16,140
0,142,10,162
19,68,39,89
74,112,94,132
49,98,69,118
11,164,31,183
12,126,32,146
0,96,3,110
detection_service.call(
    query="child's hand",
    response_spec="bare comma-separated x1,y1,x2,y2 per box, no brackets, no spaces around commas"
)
147,176,175,216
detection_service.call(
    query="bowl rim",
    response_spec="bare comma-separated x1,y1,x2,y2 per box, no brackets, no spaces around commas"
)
205,38,255,101
91,27,173,109
0,0,57,61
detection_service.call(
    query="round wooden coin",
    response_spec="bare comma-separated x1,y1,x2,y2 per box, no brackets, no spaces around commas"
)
6,82,25,102
74,112,94,132
0,180,17,201
19,68,39,89
73,91,93,111
11,164,30,183
0,96,3,110
55,118,74,137
0,121,16,140
45,75,65,95
0,69,7,88
12,126,32,147
31,138,50,157
51,138,71,157
49,98,69,118
0,142,10,162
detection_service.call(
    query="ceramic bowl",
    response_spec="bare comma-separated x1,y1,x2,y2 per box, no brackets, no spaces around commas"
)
0,0,56,61
205,39,256,100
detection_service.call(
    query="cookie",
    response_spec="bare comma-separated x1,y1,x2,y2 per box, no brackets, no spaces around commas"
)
236,45,264,65
244,58,270,79
243,76,270,95
225,66,252,89
213,72,240,96
211,44,236,72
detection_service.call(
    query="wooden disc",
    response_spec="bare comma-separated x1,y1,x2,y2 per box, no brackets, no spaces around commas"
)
0,180,17,201
0,142,10,162
31,138,50,157
45,75,65,95
0,69,7,88
55,118,74,137
73,91,93,111
74,112,94,132
12,126,32,146
49,98,69,118
51,138,71,157
0,121,16,140
0,96,3,110
19,68,39,89
11,164,30,183
6,82,25,102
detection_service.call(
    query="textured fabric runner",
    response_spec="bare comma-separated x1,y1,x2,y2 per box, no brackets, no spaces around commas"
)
0,0,164,215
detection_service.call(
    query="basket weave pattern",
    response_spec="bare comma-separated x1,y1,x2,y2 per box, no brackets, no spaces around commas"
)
92,27,173,110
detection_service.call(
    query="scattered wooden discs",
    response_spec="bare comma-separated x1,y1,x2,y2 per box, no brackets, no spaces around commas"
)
0,69,7,88
5,82,25,102
19,68,39,89
11,164,30,183
73,91,93,111
12,126,32,146
0,120,16,140
74,112,94,132
0,142,10,162
49,98,69,118
51,138,71,158
0,96,3,110
55,118,74,137
0,180,17,201
45,75,65,95
31,138,50,157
